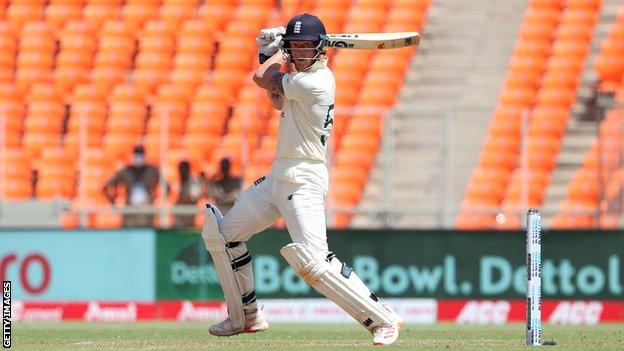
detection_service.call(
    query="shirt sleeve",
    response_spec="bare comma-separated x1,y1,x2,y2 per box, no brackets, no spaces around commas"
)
282,72,317,103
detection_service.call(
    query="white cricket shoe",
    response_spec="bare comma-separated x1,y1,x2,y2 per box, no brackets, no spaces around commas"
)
209,310,269,336
382,303,405,329
372,322,400,346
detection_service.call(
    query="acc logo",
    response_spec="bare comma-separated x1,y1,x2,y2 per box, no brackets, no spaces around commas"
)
548,301,603,325
328,41,354,48
456,300,511,325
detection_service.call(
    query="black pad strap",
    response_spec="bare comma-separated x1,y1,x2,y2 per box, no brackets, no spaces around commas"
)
370,292,379,302
242,290,256,305
340,263,353,278
225,242,241,248
231,251,252,270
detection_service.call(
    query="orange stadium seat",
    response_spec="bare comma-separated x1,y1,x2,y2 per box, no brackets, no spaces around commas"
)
314,8,345,34
518,22,558,41
488,116,522,137
1,178,32,199
465,181,507,203
455,213,496,230
143,134,183,165
7,4,44,31
566,0,601,10
121,3,160,33
45,3,83,31
536,87,576,107
358,86,397,107
478,149,517,170
93,212,123,229
84,3,120,30
513,39,552,58
56,52,93,70
330,182,362,207
556,23,593,42
91,67,129,94
482,135,521,154
335,148,375,171
103,133,142,161
219,34,257,54
469,167,510,187
551,213,595,229
107,114,145,135
96,42,134,64
331,166,369,190
23,131,60,159
16,49,54,69
198,3,234,31
182,133,220,165
523,7,561,25
187,108,227,133
212,69,248,100
0,148,31,176
159,3,196,29
53,67,91,95
343,21,384,34
529,116,567,138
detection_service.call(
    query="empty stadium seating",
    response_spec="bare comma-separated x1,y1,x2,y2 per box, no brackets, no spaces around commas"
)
0,0,428,229
457,0,603,230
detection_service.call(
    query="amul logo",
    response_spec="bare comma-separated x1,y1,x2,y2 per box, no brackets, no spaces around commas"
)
294,21,302,33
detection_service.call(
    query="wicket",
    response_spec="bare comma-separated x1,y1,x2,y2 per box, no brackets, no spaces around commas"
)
526,209,542,346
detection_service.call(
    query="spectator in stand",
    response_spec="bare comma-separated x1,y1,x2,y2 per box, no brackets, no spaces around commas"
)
207,157,242,215
103,145,162,227
173,160,202,228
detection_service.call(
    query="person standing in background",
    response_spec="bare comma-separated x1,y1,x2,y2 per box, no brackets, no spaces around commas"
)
103,145,162,227
173,160,202,228
207,157,242,215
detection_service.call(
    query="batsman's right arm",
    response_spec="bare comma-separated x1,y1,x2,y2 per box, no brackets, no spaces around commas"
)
253,51,286,94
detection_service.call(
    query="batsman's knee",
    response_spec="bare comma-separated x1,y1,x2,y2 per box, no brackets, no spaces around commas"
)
280,243,329,284
280,243,395,332
201,204,226,252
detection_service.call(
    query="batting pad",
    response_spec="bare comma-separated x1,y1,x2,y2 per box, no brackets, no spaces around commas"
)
281,243,394,332
201,205,256,331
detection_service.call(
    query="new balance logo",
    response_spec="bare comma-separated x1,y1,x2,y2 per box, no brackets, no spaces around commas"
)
287,194,293,201
253,176,266,186
363,318,373,327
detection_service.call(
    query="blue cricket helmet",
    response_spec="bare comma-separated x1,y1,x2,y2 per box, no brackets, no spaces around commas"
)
282,13,328,50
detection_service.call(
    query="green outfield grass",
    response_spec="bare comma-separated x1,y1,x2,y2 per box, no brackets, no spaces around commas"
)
11,322,624,351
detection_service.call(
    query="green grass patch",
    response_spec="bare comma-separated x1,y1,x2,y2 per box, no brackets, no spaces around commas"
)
11,322,624,350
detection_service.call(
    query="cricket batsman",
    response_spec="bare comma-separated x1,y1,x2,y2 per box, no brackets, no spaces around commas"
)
200,13,403,345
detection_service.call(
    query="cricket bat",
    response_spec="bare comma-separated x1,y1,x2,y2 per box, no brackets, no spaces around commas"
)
325,32,420,50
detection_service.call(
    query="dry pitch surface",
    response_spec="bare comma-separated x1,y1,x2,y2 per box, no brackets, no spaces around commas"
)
11,322,624,350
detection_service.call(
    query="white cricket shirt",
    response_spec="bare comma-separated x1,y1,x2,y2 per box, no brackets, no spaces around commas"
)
276,57,336,163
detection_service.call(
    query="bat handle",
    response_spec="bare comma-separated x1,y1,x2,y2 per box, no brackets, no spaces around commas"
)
259,53,271,64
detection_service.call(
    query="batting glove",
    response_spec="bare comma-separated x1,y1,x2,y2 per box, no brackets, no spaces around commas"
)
256,26,286,63
258,36,282,64
256,26,286,46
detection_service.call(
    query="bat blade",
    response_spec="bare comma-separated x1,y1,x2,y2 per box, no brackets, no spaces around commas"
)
325,32,420,50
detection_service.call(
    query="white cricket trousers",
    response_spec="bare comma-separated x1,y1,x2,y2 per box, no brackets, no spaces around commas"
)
219,159,329,253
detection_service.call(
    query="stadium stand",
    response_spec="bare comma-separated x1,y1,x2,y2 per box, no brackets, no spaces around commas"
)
552,4,624,229
0,0,429,229
457,0,606,229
